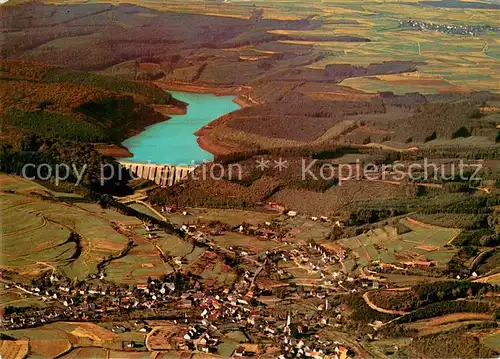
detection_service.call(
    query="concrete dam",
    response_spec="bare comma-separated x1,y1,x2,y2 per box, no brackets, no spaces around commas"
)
119,162,195,187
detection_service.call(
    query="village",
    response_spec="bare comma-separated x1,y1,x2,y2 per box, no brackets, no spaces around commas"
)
1,192,491,359
0,206,402,359
399,19,500,36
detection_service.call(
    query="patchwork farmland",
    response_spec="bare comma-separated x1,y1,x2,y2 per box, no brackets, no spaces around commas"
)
325,217,461,267
0,175,157,283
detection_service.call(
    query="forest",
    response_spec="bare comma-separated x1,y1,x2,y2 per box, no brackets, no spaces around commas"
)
369,281,498,312
396,300,493,324
0,60,177,146
2,110,110,142
408,330,497,359
0,134,130,194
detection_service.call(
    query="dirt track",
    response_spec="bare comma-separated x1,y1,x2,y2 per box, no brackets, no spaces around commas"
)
362,291,409,315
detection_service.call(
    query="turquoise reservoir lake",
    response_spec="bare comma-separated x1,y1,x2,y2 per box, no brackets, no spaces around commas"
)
120,91,241,165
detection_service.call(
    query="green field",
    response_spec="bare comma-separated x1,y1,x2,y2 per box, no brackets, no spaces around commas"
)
129,202,164,221
0,175,142,281
0,287,49,309
0,175,83,198
211,231,279,254
0,175,257,285
333,217,461,267
281,216,333,243
103,243,171,285
75,0,498,93
156,234,194,258
481,331,500,351
167,208,281,227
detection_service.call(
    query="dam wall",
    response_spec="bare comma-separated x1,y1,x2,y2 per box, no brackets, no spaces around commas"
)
119,162,195,187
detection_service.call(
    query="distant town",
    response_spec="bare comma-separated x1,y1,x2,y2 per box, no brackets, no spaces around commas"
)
399,19,500,36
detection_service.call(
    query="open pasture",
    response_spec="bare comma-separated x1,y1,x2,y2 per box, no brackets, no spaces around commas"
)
406,312,494,336
156,234,194,258
335,217,461,266
379,273,450,285
30,338,72,358
60,347,108,358
282,264,323,281
279,217,332,243
0,192,75,276
0,175,136,282
0,287,49,310
185,251,237,287
210,232,279,254
1,325,75,359
0,175,82,198
481,331,500,351
20,0,500,93
0,322,135,358
167,208,281,227
270,181,409,216
302,0,499,93
105,234,200,284
474,273,500,286
70,322,118,343
146,323,184,351
73,202,142,226
104,242,171,285
129,202,164,221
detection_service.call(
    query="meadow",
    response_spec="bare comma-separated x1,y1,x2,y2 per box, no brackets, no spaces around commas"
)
0,320,256,358
270,180,410,216
0,175,141,281
481,331,500,351
328,217,461,267
304,0,499,94
1,175,283,286
166,208,281,227
103,240,171,285
0,321,150,358
210,231,279,254
141,0,498,94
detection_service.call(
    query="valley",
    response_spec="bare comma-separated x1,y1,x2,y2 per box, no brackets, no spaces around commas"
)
0,0,499,358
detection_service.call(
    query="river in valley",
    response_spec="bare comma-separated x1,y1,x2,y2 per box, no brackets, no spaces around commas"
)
120,91,241,165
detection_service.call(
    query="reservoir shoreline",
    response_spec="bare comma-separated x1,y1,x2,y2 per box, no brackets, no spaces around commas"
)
118,90,241,165
154,80,256,108
150,81,256,157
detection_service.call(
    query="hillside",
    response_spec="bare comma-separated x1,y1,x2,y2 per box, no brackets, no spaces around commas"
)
0,2,499,358
0,60,182,145
2,1,499,153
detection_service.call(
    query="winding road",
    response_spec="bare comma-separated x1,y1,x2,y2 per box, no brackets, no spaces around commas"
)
362,291,409,315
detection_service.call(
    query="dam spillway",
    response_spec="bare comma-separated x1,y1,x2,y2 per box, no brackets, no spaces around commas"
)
119,162,196,187
117,91,240,187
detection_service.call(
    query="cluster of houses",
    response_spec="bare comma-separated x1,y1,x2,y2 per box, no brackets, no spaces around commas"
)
172,286,354,358
0,273,187,330
179,324,220,353
154,237,362,356
179,219,282,243
279,338,350,359
399,19,500,36
1,210,385,357
298,243,340,269
144,224,162,239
